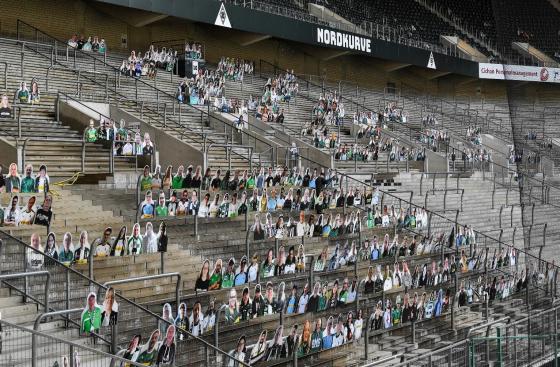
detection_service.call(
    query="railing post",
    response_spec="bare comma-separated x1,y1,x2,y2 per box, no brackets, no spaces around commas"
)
363,317,369,360
111,323,118,354
293,336,299,367
178,102,182,125
194,212,199,238
554,308,558,365
69,344,75,367
65,270,70,328
17,107,22,139
32,331,37,367
88,241,94,283
76,70,81,98
451,267,457,332
164,103,167,128
23,250,28,303
527,314,532,363
343,179,348,215
245,229,251,263
499,205,503,228
411,320,416,344
20,49,24,78
215,305,226,348
81,139,86,173
110,141,114,174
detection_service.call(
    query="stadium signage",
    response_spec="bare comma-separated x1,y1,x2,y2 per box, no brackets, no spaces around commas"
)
479,63,560,83
316,28,371,53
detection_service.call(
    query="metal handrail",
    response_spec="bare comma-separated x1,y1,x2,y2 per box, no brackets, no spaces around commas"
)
389,300,560,367
204,143,254,172
100,272,182,311
14,20,275,159
424,188,465,212
0,229,246,365
11,34,270,168
255,146,274,167
16,20,107,63
58,91,148,151
1,318,146,367
0,61,7,91
260,58,560,206
0,270,50,312
32,307,112,360
466,316,511,338
335,170,560,278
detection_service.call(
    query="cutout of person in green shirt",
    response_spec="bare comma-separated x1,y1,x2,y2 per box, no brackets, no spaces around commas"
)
85,119,98,143
221,258,236,289
171,166,185,190
208,259,223,291
155,193,168,217
140,165,153,192
81,292,102,335
20,164,35,193
136,329,161,365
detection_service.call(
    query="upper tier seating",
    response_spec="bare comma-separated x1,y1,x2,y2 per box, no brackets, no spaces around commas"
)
2,16,560,367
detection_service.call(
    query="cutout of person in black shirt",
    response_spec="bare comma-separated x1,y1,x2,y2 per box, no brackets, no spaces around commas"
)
34,195,53,227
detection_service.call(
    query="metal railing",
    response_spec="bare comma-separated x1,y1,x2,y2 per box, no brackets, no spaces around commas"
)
378,301,560,367
0,267,50,312
334,170,560,289
100,273,182,314
204,143,254,172
0,229,248,366
0,318,147,367
0,60,7,91
424,188,465,212
258,58,560,212
12,20,274,169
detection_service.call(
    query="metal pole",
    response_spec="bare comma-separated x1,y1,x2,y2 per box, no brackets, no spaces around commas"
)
344,179,348,215
65,270,70,328
363,317,369,360
215,305,227,347
528,315,532,363
293,336,299,367
88,241,94,282
245,230,251,262
23,250,28,303
21,50,24,78
17,108,22,139
194,213,198,237
81,139,86,174
554,308,558,367
411,320,416,344
111,323,118,354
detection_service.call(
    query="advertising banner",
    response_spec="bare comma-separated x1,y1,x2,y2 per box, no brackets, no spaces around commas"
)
479,63,560,83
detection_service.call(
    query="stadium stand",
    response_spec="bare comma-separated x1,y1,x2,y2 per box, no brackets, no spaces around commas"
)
1,1,560,366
